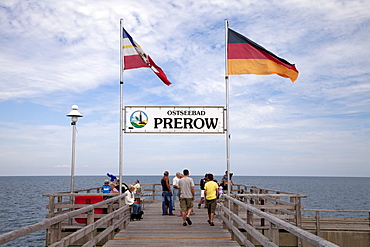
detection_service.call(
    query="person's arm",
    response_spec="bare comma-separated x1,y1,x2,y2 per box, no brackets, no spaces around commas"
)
191,186,195,200
165,177,172,193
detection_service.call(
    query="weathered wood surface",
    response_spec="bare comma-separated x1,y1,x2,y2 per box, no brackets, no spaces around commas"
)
103,200,240,247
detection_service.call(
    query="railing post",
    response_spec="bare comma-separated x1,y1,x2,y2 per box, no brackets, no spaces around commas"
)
246,210,253,242
57,196,62,214
295,196,302,228
260,197,265,231
315,211,321,236
48,196,55,218
222,197,228,229
86,209,94,241
107,203,115,240
231,200,239,241
152,184,156,201
295,196,302,247
269,223,279,245
48,222,61,245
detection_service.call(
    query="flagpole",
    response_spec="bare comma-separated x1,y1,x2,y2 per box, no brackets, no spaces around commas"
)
119,18,124,195
225,19,231,196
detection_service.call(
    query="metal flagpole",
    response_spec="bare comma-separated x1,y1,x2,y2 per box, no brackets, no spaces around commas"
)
224,19,231,196
119,19,124,195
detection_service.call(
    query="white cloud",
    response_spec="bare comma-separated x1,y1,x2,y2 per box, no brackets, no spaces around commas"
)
0,0,369,177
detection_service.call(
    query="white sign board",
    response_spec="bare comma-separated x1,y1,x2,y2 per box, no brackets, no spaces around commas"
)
124,106,225,133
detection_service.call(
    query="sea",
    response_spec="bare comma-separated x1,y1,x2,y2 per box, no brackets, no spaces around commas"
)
0,175,369,247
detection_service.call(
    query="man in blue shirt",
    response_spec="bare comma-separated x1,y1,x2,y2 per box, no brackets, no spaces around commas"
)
102,180,111,193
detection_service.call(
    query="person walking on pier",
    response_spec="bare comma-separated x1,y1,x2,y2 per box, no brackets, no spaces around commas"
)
161,171,173,215
198,173,208,209
172,172,181,210
204,173,219,226
178,169,195,226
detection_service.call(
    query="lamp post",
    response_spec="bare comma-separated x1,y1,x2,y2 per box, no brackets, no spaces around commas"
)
66,105,83,193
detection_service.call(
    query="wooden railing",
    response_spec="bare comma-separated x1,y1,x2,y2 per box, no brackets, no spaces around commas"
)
302,208,370,237
220,194,339,247
1,183,367,246
0,194,130,246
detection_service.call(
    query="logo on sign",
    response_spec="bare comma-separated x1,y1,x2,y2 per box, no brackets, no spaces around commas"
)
130,110,148,128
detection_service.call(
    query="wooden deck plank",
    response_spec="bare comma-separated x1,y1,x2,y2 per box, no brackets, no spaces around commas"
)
104,200,240,247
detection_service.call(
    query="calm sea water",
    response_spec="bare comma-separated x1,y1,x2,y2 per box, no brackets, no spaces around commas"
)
0,175,369,246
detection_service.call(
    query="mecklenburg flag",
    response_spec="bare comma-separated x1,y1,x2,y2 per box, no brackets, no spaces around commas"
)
228,28,298,82
122,28,172,86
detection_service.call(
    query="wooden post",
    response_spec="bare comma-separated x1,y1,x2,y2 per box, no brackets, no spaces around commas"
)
57,196,62,213
246,210,253,242
295,196,302,228
48,196,55,218
48,222,61,245
295,196,302,247
152,184,156,201
269,223,279,245
260,198,265,229
315,211,321,236
108,203,114,240
231,200,239,241
86,209,94,241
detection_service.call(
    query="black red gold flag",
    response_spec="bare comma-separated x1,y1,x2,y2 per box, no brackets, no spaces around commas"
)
228,28,298,82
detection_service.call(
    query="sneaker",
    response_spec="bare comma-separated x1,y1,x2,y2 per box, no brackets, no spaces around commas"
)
183,222,187,226
207,220,211,224
186,217,192,225
210,222,215,226
198,204,201,209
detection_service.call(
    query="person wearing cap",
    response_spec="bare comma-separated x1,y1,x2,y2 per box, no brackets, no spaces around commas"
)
102,180,111,193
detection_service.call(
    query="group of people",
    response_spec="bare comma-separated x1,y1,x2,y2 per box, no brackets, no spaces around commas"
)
101,178,142,216
162,170,232,226
161,169,195,226
100,170,234,226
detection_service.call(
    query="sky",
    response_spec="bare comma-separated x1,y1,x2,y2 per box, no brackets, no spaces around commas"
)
0,0,369,177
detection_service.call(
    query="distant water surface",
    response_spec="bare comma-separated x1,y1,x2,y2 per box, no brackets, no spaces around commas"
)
0,175,369,247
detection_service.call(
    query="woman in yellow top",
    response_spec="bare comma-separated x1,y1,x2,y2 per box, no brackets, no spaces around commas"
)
204,173,219,226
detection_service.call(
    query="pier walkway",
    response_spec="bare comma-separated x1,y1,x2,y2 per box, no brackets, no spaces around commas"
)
103,200,240,247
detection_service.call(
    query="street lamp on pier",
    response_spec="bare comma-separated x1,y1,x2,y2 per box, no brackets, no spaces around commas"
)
66,105,83,193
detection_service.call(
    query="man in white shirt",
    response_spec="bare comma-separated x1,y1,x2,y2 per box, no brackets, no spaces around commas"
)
172,172,181,210
178,169,195,226
124,184,142,215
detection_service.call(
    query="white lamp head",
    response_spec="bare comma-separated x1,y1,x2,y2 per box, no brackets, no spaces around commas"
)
67,105,83,124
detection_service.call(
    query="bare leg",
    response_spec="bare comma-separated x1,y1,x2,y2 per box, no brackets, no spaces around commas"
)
209,212,215,222
182,211,187,223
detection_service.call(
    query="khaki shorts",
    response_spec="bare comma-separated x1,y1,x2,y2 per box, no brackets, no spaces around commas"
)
180,198,193,212
206,199,217,214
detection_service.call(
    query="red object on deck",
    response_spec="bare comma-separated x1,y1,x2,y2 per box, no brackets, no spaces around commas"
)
75,196,104,224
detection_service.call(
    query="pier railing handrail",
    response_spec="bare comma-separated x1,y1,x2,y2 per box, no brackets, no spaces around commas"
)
221,194,339,247
0,193,127,245
303,208,370,213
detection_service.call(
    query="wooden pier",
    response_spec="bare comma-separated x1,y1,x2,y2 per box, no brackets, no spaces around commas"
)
0,183,369,247
103,200,240,247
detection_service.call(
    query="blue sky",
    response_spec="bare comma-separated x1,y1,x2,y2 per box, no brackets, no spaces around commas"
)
0,0,369,177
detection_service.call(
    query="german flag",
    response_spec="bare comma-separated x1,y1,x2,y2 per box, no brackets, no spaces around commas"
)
227,28,298,82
